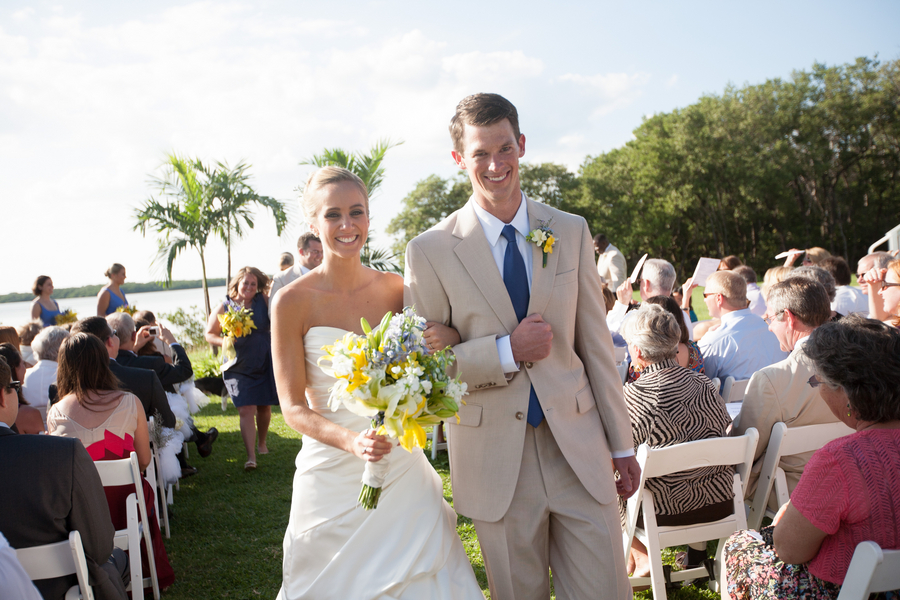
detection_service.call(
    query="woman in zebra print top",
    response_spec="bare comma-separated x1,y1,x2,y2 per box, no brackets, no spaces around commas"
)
621,303,733,579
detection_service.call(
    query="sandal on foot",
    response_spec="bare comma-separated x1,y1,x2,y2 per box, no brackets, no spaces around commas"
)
258,447,269,455
244,460,257,471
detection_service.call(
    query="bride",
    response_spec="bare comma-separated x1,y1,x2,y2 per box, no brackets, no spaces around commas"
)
271,166,484,600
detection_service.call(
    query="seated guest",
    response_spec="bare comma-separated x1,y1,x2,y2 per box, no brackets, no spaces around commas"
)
0,355,128,600
107,312,216,461
858,251,895,321
761,266,792,302
626,295,703,383
786,266,839,320
725,315,900,599
47,333,174,592
698,271,787,380
620,304,733,577
819,256,868,317
718,255,743,271
21,326,68,424
608,258,677,333
0,344,44,434
672,284,697,323
278,251,294,272
0,326,19,348
16,320,42,367
733,265,766,317
732,278,839,497
0,531,42,600
861,258,900,327
70,318,175,429
783,246,831,268
30,275,63,327
133,311,173,360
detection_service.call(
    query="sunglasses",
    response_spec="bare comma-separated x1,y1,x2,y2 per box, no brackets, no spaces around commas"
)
5,381,21,393
882,282,900,289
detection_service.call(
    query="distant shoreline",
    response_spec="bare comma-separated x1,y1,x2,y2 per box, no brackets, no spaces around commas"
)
0,278,228,304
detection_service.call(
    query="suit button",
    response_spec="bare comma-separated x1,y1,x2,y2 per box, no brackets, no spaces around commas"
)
515,412,524,420
524,362,534,369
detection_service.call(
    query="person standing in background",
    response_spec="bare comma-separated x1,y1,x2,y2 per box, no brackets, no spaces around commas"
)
96,263,129,316
30,276,62,327
269,233,323,300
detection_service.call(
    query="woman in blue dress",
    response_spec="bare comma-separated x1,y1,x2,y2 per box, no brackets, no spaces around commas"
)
96,263,129,316
30,275,62,327
206,266,278,470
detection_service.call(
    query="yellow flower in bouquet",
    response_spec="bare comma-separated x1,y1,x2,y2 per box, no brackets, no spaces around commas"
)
55,309,78,325
318,306,468,509
218,305,256,363
115,305,138,316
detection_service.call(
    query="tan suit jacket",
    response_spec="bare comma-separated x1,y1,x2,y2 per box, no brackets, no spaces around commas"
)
732,337,840,497
405,197,632,522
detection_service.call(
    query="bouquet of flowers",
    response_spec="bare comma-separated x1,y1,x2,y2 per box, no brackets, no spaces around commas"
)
218,305,256,364
318,306,468,509
55,309,77,325
116,305,138,316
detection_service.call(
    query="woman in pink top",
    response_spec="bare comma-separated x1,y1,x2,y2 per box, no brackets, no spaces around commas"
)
725,314,900,599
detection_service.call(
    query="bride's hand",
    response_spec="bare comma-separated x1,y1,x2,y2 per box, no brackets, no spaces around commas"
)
353,429,392,462
423,322,460,354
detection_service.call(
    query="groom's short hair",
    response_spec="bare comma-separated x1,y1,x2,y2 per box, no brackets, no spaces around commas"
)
450,93,521,154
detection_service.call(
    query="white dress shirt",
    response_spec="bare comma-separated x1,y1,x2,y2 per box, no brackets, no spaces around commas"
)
698,309,788,381
832,285,868,316
746,283,767,318
471,193,532,374
0,532,43,600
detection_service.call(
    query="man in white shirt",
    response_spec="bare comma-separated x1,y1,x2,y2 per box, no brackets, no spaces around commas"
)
594,234,627,290
698,270,787,380
606,258,677,334
269,233,322,299
732,278,839,497
819,256,867,316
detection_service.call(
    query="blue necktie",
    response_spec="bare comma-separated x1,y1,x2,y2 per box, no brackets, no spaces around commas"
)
501,225,544,428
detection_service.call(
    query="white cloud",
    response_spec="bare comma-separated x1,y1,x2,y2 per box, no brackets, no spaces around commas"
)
666,74,678,88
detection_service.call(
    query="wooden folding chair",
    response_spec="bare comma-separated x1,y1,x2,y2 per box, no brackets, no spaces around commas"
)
746,421,854,530
15,530,95,600
93,452,160,600
836,541,900,599
623,428,759,600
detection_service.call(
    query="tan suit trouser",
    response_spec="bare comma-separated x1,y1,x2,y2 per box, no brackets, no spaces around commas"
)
471,421,632,600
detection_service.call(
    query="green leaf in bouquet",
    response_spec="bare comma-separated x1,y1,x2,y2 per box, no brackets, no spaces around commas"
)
360,316,372,335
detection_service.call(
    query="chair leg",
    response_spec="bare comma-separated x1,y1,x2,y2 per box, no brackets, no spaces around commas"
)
645,534,669,600
126,496,144,600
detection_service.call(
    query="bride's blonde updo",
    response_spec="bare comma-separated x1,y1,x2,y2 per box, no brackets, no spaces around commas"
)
301,166,369,222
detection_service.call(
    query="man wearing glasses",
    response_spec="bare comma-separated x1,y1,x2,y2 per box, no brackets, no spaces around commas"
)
732,278,841,499
269,232,323,300
698,270,786,380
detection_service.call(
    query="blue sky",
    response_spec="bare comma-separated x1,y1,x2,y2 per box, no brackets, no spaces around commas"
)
2,0,898,294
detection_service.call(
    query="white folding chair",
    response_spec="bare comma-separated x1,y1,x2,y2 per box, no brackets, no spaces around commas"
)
147,417,172,539
623,428,759,600
710,377,721,394
15,530,95,600
836,541,900,599
427,422,448,460
720,377,750,404
746,421,854,530
93,452,160,600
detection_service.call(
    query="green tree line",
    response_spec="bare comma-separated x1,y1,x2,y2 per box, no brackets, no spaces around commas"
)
389,57,900,276
0,278,228,304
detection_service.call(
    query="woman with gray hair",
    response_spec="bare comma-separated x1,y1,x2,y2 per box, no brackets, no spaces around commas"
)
620,303,733,579
21,326,69,424
725,314,900,599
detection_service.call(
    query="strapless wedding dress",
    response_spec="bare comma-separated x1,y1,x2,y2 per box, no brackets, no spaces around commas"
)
276,327,483,600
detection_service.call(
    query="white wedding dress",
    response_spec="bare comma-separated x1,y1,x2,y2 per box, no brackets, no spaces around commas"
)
276,327,484,600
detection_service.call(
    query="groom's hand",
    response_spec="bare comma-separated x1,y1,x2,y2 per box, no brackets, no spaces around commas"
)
613,455,641,498
510,314,553,363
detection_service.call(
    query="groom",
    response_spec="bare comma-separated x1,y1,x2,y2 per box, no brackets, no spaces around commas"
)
405,93,639,599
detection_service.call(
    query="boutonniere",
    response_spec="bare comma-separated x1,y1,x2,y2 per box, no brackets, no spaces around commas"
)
526,220,557,268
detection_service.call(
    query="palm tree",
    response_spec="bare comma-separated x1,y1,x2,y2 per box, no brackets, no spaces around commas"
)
301,139,403,271
206,160,290,282
134,153,221,316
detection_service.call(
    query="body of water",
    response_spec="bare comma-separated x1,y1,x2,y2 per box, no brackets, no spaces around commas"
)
0,286,228,332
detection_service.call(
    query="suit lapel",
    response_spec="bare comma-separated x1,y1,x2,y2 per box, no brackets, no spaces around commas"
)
453,202,521,335
527,199,559,316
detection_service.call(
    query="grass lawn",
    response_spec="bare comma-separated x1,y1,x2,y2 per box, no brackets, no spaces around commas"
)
160,401,719,599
